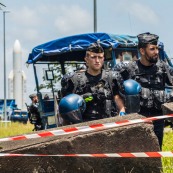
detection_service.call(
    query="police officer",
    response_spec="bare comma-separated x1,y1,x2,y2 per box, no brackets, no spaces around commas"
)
28,94,43,131
114,32,173,149
60,42,126,124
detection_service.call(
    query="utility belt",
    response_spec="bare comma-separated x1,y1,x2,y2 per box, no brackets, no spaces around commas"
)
29,113,38,124
140,88,169,110
29,113,41,124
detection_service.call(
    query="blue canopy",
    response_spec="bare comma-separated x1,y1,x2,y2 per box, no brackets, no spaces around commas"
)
26,32,139,64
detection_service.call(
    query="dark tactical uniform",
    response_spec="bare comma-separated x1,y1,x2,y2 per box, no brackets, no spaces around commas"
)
61,42,124,121
28,94,43,131
114,32,173,148
61,69,123,121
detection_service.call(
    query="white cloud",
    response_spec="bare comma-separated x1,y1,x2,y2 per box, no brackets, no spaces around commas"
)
7,6,44,44
8,4,92,44
54,5,92,35
115,1,159,25
22,29,40,42
130,3,159,24
10,6,41,27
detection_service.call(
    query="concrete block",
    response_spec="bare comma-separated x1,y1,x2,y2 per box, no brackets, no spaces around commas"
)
0,113,162,173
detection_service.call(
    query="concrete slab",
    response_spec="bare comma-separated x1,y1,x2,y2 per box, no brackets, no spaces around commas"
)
0,113,162,173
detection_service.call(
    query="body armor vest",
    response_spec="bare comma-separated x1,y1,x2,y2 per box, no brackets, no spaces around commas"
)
127,61,168,109
70,70,120,120
28,103,41,124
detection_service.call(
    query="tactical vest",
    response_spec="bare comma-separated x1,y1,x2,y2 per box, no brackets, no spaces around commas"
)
127,60,169,110
70,70,121,120
28,103,41,124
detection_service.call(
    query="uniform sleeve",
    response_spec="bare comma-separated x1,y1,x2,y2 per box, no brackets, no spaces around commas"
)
163,63,173,85
168,65,173,76
111,71,124,96
114,62,130,80
61,73,75,97
169,67,173,85
112,79,119,95
29,104,39,114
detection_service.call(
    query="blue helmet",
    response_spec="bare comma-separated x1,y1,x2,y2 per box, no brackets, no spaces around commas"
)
123,79,141,95
59,94,86,123
123,79,141,114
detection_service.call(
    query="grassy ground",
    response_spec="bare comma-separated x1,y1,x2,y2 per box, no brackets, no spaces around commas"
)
162,129,173,173
0,122,172,173
0,121,33,138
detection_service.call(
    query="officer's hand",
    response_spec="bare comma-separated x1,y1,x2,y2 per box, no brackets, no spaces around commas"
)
82,93,94,102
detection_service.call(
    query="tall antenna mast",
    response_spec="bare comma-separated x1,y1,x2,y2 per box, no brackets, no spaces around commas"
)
93,0,97,32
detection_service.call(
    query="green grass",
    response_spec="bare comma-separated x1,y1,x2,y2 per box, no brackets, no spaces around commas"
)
0,121,33,138
162,129,173,173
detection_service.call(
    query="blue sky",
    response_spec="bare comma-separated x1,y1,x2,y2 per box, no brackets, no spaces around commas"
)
0,0,173,102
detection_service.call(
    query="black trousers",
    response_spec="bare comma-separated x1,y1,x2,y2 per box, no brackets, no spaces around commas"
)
139,107,164,150
153,119,164,149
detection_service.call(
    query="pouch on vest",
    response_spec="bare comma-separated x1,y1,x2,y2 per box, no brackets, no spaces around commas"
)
153,90,166,110
30,113,38,124
140,88,153,108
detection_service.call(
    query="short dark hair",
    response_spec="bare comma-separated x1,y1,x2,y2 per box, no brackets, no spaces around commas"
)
86,42,104,53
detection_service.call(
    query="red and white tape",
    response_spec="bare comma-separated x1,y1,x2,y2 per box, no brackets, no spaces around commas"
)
0,114,172,142
0,151,173,157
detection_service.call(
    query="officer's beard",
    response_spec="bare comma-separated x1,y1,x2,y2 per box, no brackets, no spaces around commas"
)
145,52,158,64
